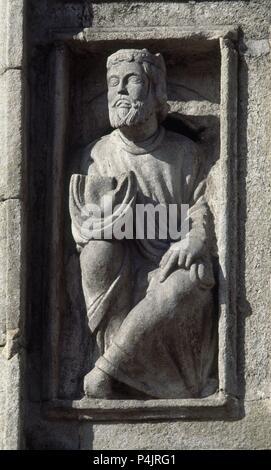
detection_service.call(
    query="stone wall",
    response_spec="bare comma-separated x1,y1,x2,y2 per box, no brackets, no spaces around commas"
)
0,0,26,450
0,1,270,450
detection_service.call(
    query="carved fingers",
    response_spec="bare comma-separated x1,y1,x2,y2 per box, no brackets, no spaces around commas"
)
159,249,179,283
178,249,193,269
159,237,208,283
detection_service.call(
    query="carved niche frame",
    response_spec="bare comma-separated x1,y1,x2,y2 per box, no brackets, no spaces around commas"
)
44,25,239,421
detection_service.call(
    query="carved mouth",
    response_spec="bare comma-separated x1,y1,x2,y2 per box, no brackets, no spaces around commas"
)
115,99,131,109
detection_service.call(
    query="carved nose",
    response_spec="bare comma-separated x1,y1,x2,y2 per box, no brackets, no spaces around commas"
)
117,81,128,95
118,88,128,95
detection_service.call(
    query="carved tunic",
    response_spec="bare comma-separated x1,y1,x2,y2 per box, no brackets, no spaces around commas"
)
70,127,217,398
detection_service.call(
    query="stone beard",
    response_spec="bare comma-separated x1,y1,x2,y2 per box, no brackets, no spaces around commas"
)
69,49,218,400
108,95,156,128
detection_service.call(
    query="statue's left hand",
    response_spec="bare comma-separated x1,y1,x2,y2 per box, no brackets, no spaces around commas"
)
159,236,207,283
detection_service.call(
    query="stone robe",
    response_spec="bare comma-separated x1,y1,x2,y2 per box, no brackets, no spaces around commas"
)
69,126,218,398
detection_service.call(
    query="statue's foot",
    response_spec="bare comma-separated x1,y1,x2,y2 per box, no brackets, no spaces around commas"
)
84,367,113,398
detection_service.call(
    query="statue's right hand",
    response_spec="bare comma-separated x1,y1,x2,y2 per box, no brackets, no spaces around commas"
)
159,237,202,283
159,246,180,283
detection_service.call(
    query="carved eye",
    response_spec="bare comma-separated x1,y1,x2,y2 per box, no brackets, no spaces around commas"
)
128,75,143,85
108,76,120,87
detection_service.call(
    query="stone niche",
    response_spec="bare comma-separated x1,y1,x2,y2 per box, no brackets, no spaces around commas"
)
31,25,239,422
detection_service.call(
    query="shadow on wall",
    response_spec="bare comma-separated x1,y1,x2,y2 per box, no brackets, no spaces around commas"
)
236,38,252,411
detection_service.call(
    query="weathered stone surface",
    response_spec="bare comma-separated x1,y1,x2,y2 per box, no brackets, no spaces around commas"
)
0,0,24,74
0,354,7,450
0,199,25,450
0,70,24,200
0,349,24,450
87,400,271,450
0,4,25,447
91,2,194,28
237,42,271,401
0,200,25,334
2,353,23,450
0,203,7,347
25,407,80,450
0,0,7,75
90,1,271,39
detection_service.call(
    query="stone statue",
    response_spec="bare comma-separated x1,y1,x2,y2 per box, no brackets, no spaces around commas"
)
69,49,218,399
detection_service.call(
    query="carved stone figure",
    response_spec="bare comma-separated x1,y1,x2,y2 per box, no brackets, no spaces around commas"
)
69,49,217,399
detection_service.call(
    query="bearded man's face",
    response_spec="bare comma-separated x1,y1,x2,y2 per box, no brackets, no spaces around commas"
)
107,61,156,128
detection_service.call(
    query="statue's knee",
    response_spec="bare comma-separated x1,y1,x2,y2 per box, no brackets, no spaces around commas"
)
169,268,212,309
81,240,123,270
80,241,125,294
155,268,197,309
176,268,198,296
